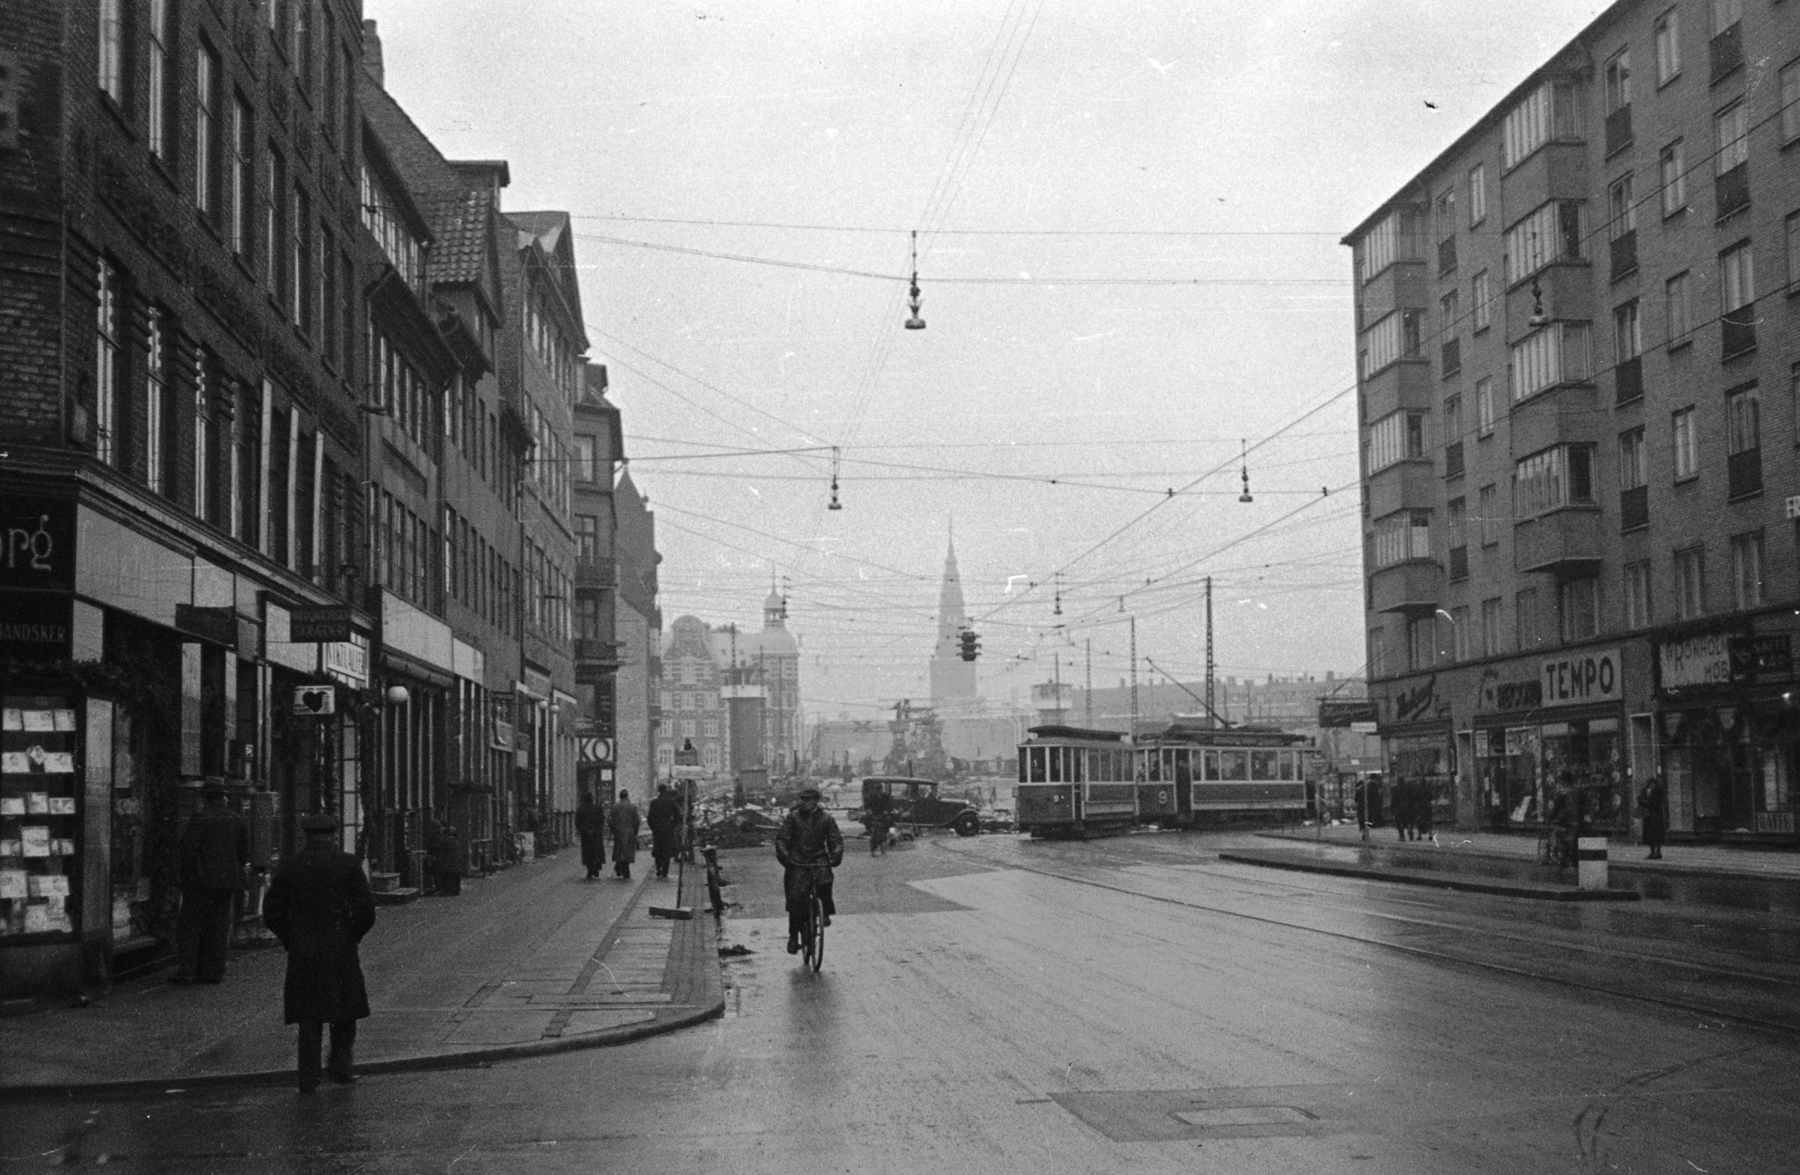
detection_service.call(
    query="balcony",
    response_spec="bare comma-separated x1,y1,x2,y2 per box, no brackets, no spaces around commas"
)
1510,379,1598,457
1440,337,1461,377
1368,560,1444,615
1514,508,1602,574
1437,237,1457,277
1609,230,1637,283
575,556,618,588
1499,141,1588,215
1365,459,1438,520
1444,440,1464,481
1604,105,1633,157
1358,254,1427,325
1710,22,1743,85
1727,447,1762,500
1359,356,1434,421
1619,485,1648,531
1505,264,1591,339
1715,163,1749,220
1721,310,1757,360
1614,355,1643,405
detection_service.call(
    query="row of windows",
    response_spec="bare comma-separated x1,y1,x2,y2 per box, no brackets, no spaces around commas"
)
94,256,350,581
100,1,358,378
1385,528,1769,673
442,505,520,636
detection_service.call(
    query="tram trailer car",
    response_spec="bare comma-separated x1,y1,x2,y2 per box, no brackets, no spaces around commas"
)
1139,723,1313,826
1015,723,1313,838
1015,726,1138,838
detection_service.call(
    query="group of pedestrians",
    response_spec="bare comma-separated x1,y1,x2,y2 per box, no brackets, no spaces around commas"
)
575,782,688,881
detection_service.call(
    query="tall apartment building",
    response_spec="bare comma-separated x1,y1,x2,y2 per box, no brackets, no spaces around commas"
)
1345,0,1799,842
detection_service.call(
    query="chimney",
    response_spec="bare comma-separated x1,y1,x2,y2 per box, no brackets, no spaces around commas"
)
362,20,384,87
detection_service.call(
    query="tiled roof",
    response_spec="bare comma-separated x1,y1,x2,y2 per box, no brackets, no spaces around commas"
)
426,189,491,285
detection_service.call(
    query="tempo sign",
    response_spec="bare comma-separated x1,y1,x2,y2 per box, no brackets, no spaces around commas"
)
1540,648,1621,708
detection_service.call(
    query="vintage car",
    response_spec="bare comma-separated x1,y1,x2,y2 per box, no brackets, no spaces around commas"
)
856,776,983,837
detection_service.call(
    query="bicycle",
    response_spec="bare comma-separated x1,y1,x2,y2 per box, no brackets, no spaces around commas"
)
793,863,828,972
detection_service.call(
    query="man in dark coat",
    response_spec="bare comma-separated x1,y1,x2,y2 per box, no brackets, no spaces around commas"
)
647,782,683,879
575,791,606,879
1638,775,1669,859
608,789,641,879
263,812,376,1092
775,786,843,954
175,780,251,984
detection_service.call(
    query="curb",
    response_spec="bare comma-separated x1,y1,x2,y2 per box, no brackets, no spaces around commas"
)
1219,849,1642,902
0,897,727,1103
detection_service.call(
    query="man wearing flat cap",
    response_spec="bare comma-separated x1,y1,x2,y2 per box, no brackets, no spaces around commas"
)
174,779,251,984
263,811,376,1092
775,786,843,954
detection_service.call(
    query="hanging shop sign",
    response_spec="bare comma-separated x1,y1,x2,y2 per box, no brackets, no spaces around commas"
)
1539,648,1621,708
1728,635,1792,684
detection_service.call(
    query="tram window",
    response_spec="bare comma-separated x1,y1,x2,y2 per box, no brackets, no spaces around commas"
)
1216,750,1249,780
1251,750,1280,780
1175,750,1192,783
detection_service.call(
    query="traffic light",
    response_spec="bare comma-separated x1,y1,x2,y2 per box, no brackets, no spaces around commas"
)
958,628,980,661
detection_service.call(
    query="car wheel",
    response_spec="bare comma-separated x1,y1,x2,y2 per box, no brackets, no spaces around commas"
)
952,811,980,837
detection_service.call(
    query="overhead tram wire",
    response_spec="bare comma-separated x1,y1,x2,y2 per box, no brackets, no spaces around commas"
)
959,80,1793,626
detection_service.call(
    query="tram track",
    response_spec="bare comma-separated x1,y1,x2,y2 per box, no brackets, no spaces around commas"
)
936,835,1800,1041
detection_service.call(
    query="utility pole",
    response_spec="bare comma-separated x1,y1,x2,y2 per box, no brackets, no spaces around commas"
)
1084,638,1092,727
1204,576,1216,726
1129,612,1138,741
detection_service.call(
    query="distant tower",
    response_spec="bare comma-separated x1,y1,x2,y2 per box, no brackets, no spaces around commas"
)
929,532,977,705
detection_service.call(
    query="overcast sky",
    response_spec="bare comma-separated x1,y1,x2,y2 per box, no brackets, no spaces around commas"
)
370,0,1609,719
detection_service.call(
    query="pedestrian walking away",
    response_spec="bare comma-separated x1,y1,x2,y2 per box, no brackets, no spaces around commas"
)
609,789,641,879
776,785,843,955
262,811,376,1093
428,818,464,896
648,781,682,879
1638,775,1668,860
174,779,252,984
576,790,606,880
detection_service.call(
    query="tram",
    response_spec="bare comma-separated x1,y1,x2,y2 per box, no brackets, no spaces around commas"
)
1015,722,1313,838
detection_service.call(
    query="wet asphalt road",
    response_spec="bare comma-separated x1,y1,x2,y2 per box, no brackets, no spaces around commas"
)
5,829,1799,1174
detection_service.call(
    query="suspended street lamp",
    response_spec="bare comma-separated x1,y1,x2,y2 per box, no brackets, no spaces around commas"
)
904,229,926,331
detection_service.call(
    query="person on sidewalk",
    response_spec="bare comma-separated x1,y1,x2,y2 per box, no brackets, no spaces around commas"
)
776,786,843,954
647,782,682,879
174,780,251,985
1638,775,1668,860
429,819,464,896
262,812,376,1093
576,790,606,880
609,789,641,879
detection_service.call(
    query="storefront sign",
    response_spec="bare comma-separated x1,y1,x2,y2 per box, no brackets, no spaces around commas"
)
0,498,76,591
1477,667,1542,714
0,592,72,659
289,605,352,643
173,604,240,649
1390,675,1439,724
1656,631,1734,695
1729,635,1792,683
1540,648,1621,708
1318,699,1378,727
323,638,369,688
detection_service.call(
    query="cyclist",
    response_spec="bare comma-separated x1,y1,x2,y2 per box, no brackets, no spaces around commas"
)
776,785,843,955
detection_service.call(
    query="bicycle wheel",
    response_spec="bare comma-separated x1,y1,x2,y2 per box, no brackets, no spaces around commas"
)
805,892,825,971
